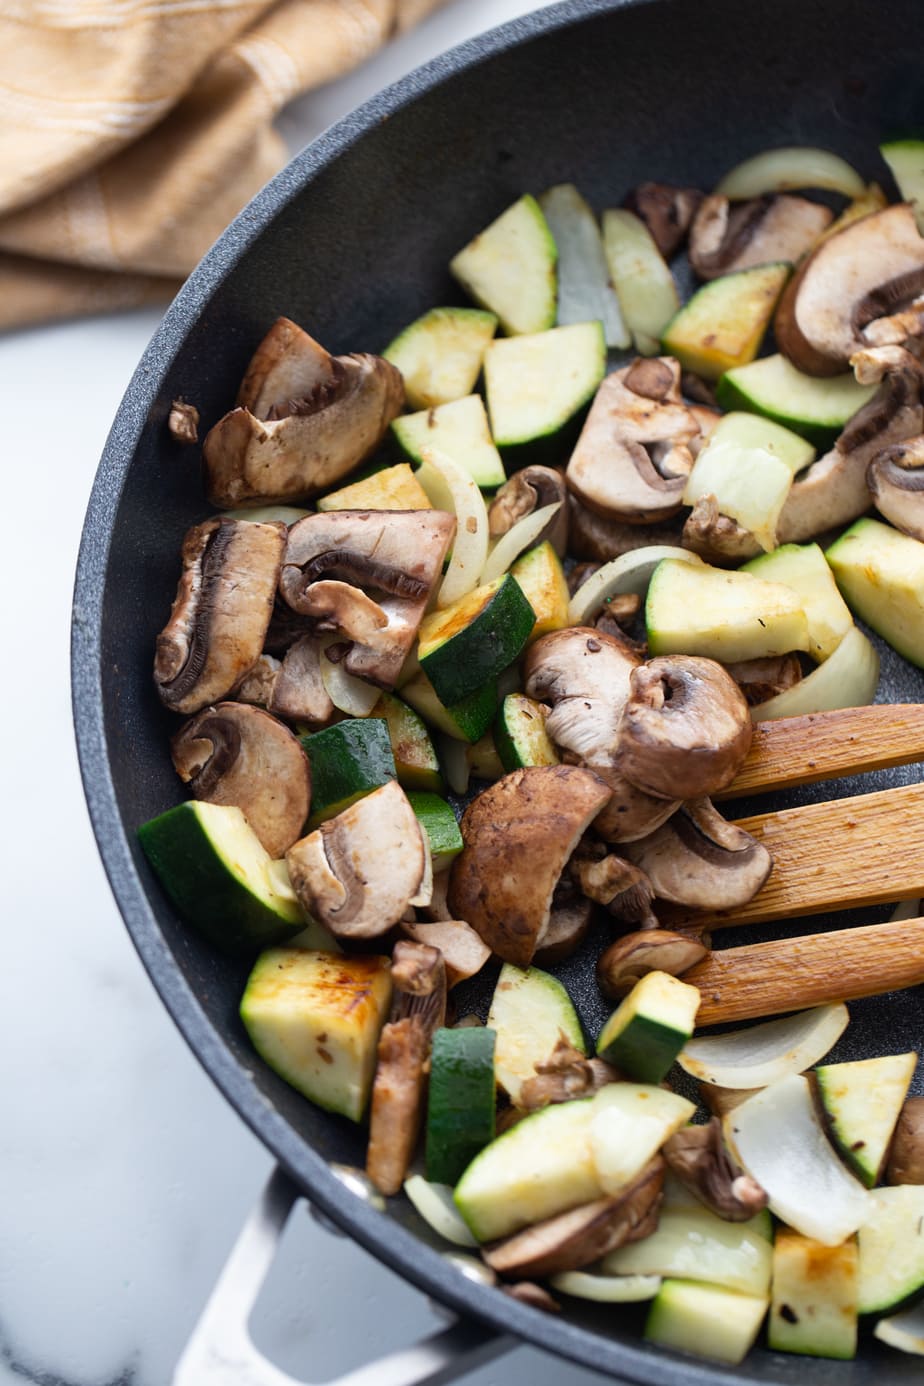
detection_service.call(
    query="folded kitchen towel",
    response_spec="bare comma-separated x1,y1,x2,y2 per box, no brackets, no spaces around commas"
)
0,0,447,332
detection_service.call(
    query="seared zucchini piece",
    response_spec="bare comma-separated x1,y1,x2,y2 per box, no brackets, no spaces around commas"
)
400,670,498,745
606,1204,773,1294
510,540,570,642
743,542,854,661
596,971,700,1084
299,718,396,828
495,693,560,772
646,556,810,662
487,962,584,1106
407,791,463,872
316,462,431,512
449,194,557,336
769,1228,858,1359
426,1026,497,1185
716,353,876,449
858,1186,924,1315
138,801,303,954
814,1052,917,1188
590,1084,695,1195
418,573,535,706
240,948,392,1121
661,262,790,380
391,394,505,489
826,518,924,669
880,140,924,233
371,691,443,793
484,320,606,460
602,207,680,355
382,306,497,410
645,1280,768,1364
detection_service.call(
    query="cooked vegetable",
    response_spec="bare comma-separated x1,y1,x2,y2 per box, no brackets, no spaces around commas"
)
495,693,560,772
662,1118,768,1221
489,467,569,556
715,146,865,200
567,544,700,626
768,1229,858,1359
601,208,679,354
646,556,810,662
539,182,629,347
299,717,395,827
371,692,442,793
484,321,606,458
481,506,562,586
827,517,924,668
661,262,790,379
748,623,879,721
688,194,831,280
316,462,431,512
403,1175,478,1247
606,1203,773,1295
392,394,506,489
743,542,854,660
550,1271,661,1302
487,963,585,1107
401,670,498,744
814,1052,917,1187
596,930,708,1001
874,1300,924,1355
415,445,489,609
716,354,876,448
449,193,557,336
858,1186,924,1315
418,573,535,706
887,1097,924,1185
644,1279,769,1365
620,797,772,911
589,1083,694,1193
508,540,569,642
596,972,700,1083
407,791,463,872
880,139,924,233
426,1026,496,1185
382,306,497,410
678,1003,849,1090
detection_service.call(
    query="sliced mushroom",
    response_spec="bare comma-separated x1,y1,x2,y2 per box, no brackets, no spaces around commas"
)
171,702,311,858
774,203,924,376
681,494,761,565
620,797,772,911
868,434,924,539
202,319,404,506
662,1118,768,1221
280,510,455,689
269,634,335,727
624,182,705,259
518,1035,621,1113
886,1097,924,1185
418,869,452,922
569,494,684,562
615,656,752,801
482,1157,664,1280
286,780,427,939
398,918,491,987
571,845,657,928
533,897,594,965
488,466,569,555
688,194,831,280
154,517,285,715
566,358,700,524
501,1283,561,1313
232,653,281,707
596,929,709,1000
366,942,447,1196
447,766,612,968
723,654,803,707
168,397,199,444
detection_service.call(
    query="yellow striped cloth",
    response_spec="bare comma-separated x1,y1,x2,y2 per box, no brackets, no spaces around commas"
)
0,0,446,330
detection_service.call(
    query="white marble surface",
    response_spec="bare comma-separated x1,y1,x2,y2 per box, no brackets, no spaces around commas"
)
0,4,619,1385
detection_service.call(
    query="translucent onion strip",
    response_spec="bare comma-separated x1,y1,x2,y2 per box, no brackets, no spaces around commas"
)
220,505,310,525
715,147,866,201
539,183,630,348
549,1271,661,1303
750,624,879,721
677,1003,848,1089
404,1175,478,1247
874,1301,924,1356
723,1073,869,1246
568,545,701,625
439,734,470,796
417,446,489,608
319,645,381,716
480,502,561,584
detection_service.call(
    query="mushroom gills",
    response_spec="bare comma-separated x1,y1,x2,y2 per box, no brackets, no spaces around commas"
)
868,435,924,540
620,797,772,912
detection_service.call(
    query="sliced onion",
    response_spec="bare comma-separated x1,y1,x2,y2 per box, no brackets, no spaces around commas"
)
439,734,470,796
549,1271,661,1303
220,505,310,525
750,624,879,720
417,446,489,608
568,545,702,625
677,1003,848,1089
723,1073,870,1245
875,1301,924,1356
480,502,562,584
715,147,866,200
890,898,922,923
539,183,630,348
404,1175,478,1247
319,643,381,716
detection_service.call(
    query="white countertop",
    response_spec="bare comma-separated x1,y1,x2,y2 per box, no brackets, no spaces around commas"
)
0,4,618,1384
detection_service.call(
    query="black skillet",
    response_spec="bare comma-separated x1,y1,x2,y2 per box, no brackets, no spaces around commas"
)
72,0,924,1380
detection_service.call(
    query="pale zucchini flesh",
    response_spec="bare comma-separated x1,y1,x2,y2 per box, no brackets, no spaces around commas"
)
644,1278,769,1364
391,394,506,489
814,1051,917,1187
646,557,810,663
487,962,584,1106
826,518,924,670
858,1186,924,1315
716,353,876,448
743,542,854,661
383,306,497,410
450,194,557,336
484,321,606,449
768,1228,858,1359
604,1205,773,1296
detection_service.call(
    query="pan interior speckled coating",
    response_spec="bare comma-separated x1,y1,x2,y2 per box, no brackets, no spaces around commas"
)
72,0,924,1381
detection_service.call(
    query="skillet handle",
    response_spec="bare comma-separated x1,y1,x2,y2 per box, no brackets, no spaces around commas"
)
173,1165,512,1386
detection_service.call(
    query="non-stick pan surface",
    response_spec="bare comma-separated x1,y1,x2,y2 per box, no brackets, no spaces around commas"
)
73,0,924,1380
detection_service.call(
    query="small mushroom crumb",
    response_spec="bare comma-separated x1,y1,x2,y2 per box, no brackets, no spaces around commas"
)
168,397,199,444
501,1282,561,1313
518,1034,621,1112
662,1117,768,1221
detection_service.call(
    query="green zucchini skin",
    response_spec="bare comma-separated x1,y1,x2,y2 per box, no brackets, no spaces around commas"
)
406,791,463,871
419,575,535,706
495,693,560,772
426,1026,497,1185
299,718,396,827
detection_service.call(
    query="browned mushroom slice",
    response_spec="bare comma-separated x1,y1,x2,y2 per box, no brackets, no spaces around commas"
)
269,634,335,727
501,1283,561,1313
688,194,831,281
533,897,594,965
518,1036,620,1112
168,398,199,444
596,929,709,1001
233,654,281,707
488,466,569,555
202,323,405,506
154,517,285,715
398,917,491,987
286,780,427,939
620,797,772,911
723,654,803,707
171,702,311,858
280,510,455,689
571,852,657,928
868,434,924,539
615,656,752,801
483,1157,664,1280
624,182,705,259
447,766,611,968
681,494,761,566
663,1118,768,1221
775,203,924,376
886,1097,924,1185
569,494,684,562
367,942,447,1196
566,358,700,525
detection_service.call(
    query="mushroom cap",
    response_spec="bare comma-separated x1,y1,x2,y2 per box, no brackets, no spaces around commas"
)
154,517,285,715
566,358,699,525
488,466,569,555
171,702,311,859
688,194,832,281
868,434,924,540
236,317,335,419
533,897,594,966
447,766,612,968
596,929,709,1000
285,780,427,939
624,182,705,259
621,797,772,911
615,655,752,801
774,203,924,376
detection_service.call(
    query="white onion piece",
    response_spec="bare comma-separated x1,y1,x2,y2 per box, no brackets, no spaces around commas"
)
723,1073,869,1245
418,446,489,608
539,183,630,348
549,1271,661,1303
750,624,879,721
715,147,866,200
319,645,381,716
568,545,702,625
677,1003,848,1089
890,898,922,923
220,505,310,525
404,1176,478,1247
480,502,562,584
409,832,433,909
875,1301,924,1356
439,734,470,796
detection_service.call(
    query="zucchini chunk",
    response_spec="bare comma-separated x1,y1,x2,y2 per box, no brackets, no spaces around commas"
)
299,717,396,828
858,1186,924,1316
449,193,557,336
371,691,443,793
716,353,876,449
484,320,606,459
590,1084,695,1195
407,791,463,872
769,1228,858,1359
487,963,584,1106
813,1051,917,1187
425,1026,497,1185
743,542,854,661
400,670,498,745
240,948,392,1121
596,971,700,1084
646,556,810,663
661,261,790,379
418,573,535,706
826,518,924,669
605,1203,773,1295
391,394,506,490
510,540,570,642
495,693,560,772
382,306,498,409
316,462,431,512
138,801,303,954
644,1279,768,1364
